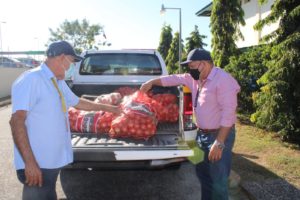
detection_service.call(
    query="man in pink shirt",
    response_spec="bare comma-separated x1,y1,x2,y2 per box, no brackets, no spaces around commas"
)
140,48,240,200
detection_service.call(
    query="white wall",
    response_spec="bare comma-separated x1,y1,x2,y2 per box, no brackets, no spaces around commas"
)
0,67,28,98
260,0,279,39
237,0,260,47
236,0,278,48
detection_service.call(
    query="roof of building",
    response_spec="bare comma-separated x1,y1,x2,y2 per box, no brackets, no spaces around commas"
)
195,2,212,17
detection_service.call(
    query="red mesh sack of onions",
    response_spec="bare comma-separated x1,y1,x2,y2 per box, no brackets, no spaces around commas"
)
151,93,177,105
68,107,81,132
94,112,115,133
68,108,114,134
109,91,157,140
68,108,97,133
150,93,179,123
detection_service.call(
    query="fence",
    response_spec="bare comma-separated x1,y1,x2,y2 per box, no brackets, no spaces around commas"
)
0,67,28,98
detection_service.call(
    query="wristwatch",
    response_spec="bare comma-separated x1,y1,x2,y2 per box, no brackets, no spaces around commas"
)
214,140,225,150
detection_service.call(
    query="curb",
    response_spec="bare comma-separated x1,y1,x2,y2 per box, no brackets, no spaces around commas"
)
229,170,241,188
229,170,255,199
240,183,257,200
0,98,11,107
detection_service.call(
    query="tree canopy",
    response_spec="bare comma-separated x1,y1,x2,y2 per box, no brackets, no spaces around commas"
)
185,25,207,54
210,0,245,68
48,19,105,53
165,32,183,74
157,23,207,74
251,0,300,141
157,24,173,61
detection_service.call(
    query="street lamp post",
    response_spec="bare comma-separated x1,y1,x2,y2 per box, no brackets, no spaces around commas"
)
0,21,6,53
160,4,184,136
160,4,182,73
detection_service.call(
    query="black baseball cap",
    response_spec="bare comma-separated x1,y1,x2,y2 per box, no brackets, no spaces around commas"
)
46,40,83,62
180,48,212,65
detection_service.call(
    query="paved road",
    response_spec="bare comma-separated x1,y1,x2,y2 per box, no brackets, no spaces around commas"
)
0,105,202,200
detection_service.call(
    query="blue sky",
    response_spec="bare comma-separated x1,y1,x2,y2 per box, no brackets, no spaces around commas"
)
0,0,212,52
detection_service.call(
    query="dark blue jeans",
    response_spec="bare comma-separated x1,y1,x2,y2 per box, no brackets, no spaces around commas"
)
16,168,60,200
195,127,235,200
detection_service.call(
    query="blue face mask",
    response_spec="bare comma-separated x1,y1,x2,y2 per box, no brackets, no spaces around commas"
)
65,63,75,80
62,56,75,79
189,68,200,80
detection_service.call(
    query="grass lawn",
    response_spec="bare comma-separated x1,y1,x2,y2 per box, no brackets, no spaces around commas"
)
232,116,300,189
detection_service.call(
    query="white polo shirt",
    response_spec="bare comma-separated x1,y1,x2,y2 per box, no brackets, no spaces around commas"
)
11,63,79,170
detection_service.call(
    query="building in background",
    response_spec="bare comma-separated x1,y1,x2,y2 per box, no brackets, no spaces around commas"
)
196,0,278,48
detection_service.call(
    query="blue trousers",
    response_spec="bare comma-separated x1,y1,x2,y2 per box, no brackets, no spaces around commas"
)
16,168,60,200
196,127,235,200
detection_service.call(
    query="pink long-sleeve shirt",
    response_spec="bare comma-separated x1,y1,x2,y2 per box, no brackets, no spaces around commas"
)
160,66,240,129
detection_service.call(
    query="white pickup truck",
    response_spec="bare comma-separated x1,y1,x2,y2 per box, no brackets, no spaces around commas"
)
67,49,197,169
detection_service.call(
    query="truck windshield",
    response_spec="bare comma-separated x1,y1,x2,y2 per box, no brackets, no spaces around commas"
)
79,53,162,75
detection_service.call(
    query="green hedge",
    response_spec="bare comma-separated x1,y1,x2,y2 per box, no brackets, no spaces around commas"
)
224,45,270,113
251,34,300,142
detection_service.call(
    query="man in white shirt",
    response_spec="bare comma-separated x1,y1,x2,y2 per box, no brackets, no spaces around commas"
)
10,41,121,200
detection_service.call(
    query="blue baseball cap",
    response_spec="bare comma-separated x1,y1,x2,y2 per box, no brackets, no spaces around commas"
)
46,40,83,62
180,48,212,65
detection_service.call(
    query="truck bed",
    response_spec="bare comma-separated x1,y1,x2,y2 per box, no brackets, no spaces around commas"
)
70,122,192,167
68,83,192,168
72,123,181,149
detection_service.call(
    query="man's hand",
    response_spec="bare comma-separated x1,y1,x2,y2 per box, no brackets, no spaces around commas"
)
208,142,223,162
109,105,123,115
75,98,122,114
25,161,43,187
10,111,42,186
140,81,153,93
208,126,232,162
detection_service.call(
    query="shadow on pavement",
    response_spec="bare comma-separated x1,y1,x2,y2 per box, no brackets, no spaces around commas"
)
232,153,300,200
59,163,201,200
